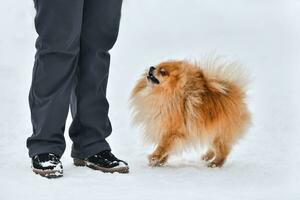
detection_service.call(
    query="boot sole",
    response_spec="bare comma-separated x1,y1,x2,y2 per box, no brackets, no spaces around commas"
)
73,158,129,174
32,168,63,178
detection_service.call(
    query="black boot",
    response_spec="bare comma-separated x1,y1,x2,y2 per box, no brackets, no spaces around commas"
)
31,153,63,178
74,150,129,174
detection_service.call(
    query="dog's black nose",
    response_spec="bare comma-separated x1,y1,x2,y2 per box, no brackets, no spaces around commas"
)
147,66,160,84
150,66,156,72
149,66,155,76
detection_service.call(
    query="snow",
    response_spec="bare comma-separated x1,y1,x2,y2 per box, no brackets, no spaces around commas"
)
39,161,58,168
0,0,299,199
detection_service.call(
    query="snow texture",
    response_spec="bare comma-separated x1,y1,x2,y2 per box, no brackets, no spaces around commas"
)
0,0,299,199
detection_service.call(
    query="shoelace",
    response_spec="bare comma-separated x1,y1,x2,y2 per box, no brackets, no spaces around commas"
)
97,150,119,161
98,151,128,166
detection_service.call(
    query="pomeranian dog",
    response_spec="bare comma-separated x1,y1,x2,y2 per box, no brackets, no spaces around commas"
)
130,59,251,168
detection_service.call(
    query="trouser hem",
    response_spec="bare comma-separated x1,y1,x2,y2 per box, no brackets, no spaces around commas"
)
71,140,111,159
28,144,65,158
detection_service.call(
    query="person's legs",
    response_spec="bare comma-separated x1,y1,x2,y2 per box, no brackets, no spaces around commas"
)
27,0,84,158
69,0,123,159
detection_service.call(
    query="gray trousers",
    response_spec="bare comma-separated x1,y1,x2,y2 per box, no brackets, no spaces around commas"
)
27,0,123,159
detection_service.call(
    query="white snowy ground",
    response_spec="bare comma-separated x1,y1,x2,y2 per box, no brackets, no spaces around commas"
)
0,0,299,199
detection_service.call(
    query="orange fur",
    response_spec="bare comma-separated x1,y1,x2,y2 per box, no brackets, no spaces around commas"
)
130,60,251,168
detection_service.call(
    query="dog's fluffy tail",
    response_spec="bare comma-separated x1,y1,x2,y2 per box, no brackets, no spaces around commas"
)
196,57,249,91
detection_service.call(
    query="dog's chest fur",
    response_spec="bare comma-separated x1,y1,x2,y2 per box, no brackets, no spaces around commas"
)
132,85,206,146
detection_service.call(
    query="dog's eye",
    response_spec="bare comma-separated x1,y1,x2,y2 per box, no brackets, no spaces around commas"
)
160,70,167,76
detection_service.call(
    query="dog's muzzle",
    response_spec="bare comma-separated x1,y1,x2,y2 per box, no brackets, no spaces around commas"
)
147,66,160,84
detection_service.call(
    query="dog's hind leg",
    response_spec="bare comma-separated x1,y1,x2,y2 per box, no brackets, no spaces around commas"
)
207,136,232,168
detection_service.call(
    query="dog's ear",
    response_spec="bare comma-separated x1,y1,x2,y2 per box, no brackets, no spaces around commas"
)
184,71,206,94
184,70,228,94
182,72,204,119
183,71,206,112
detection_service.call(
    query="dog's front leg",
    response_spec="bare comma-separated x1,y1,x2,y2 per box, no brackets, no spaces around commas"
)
148,132,184,167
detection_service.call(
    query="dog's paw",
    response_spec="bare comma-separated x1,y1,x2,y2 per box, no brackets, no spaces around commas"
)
201,150,215,162
148,154,166,167
207,162,218,168
202,154,214,162
207,160,224,168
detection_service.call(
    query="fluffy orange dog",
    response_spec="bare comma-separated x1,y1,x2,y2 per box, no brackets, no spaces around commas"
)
130,60,251,168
